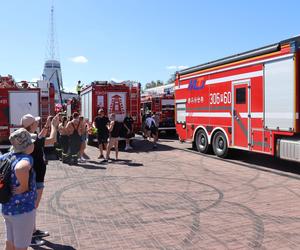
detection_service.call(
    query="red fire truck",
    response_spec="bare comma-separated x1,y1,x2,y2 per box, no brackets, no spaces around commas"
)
80,81,141,144
0,76,55,150
175,36,300,162
141,91,175,133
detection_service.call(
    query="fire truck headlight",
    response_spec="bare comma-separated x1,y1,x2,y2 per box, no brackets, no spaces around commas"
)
182,124,186,129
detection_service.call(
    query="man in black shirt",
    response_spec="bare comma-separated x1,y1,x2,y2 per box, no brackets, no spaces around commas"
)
123,112,134,150
21,113,59,246
93,109,109,159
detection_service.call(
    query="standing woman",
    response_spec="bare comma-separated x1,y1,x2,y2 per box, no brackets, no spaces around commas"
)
58,116,69,163
21,113,59,246
1,128,36,250
106,113,120,161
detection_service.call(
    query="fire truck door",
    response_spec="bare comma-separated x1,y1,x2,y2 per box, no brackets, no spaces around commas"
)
176,101,187,138
232,81,250,148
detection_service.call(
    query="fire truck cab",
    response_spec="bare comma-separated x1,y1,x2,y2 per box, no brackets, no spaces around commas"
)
175,36,300,163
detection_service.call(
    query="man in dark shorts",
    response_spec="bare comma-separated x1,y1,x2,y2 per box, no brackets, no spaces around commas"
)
21,113,59,246
123,112,134,150
145,112,158,149
93,109,109,159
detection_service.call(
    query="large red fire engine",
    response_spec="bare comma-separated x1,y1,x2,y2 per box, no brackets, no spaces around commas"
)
141,89,175,133
80,81,141,144
175,36,300,162
0,76,55,150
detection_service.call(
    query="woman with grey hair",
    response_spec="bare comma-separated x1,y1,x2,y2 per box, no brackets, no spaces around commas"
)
1,128,36,250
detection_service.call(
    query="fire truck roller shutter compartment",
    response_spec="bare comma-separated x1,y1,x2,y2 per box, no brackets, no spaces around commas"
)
264,56,295,131
80,91,92,122
176,100,187,140
9,91,39,133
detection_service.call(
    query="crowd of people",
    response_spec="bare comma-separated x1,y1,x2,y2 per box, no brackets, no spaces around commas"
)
0,109,159,249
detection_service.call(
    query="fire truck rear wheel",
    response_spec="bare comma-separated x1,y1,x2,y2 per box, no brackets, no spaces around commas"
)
212,131,228,158
195,129,209,154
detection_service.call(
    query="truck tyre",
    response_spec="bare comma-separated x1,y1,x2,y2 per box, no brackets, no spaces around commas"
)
212,131,228,158
195,129,209,154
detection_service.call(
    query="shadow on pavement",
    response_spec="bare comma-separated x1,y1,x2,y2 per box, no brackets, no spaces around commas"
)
77,160,107,169
126,139,177,153
113,159,143,167
32,240,76,250
188,147,300,177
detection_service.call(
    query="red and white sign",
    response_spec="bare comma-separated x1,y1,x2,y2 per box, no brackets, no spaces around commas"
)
107,92,126,121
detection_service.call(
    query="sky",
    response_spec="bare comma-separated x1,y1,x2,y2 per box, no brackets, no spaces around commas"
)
0,0,300,92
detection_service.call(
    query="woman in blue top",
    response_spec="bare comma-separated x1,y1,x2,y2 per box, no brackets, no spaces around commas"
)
1,128,36,250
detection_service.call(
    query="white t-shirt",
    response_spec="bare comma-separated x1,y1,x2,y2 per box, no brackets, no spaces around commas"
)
145,117,156,128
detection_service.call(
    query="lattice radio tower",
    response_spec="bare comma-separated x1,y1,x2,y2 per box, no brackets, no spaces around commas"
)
43,2,64,102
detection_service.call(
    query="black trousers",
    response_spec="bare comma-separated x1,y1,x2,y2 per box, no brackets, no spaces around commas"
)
60,135,69,155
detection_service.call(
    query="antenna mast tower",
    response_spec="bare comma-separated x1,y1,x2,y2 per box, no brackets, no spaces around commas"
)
43,3,64,103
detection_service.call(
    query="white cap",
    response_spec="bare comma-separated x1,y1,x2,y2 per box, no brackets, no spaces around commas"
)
21,114,41,128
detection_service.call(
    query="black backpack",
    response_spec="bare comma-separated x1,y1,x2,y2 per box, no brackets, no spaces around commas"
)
0,153,16,204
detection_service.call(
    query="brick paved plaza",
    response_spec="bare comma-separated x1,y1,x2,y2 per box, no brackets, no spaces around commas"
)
1,137,300,249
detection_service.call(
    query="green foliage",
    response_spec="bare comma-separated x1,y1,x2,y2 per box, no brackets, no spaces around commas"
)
145,80,164,89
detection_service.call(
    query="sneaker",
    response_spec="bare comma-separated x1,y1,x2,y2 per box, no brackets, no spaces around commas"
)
30,237,46,247
101,159,108,163
78,157,86,163
107,158,117,163
98,155,104,159
33,229,50,238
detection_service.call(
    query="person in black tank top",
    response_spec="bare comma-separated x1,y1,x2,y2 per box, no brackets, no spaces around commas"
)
58,116,69,163
66,112,82,165
105,113,120,161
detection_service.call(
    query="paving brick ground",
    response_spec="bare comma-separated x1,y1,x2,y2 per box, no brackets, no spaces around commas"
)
1,136,300,249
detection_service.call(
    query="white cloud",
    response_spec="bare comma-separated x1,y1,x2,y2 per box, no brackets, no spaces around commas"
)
166,65,188,70
70,56,88,64
178,65,188,70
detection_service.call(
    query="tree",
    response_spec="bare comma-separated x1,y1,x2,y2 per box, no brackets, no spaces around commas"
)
167,73,176,84
156,80,163,86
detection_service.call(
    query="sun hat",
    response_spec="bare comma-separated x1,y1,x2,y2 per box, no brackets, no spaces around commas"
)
20,114,40,128
9,128,35,153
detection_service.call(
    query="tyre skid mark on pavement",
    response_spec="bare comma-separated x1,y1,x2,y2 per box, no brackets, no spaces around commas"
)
181,148,300,181
284,186,300,198
47,176,224,248
261,214,300,223
49,186,224,224
210,201,265,249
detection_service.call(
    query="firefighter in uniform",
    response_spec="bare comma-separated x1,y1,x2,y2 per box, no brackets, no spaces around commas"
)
76,80,83,96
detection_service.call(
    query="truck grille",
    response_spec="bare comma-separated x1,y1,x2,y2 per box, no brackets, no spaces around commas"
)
277,138,300,163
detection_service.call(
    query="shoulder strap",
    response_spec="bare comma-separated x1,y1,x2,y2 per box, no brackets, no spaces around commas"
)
72,122,78,131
